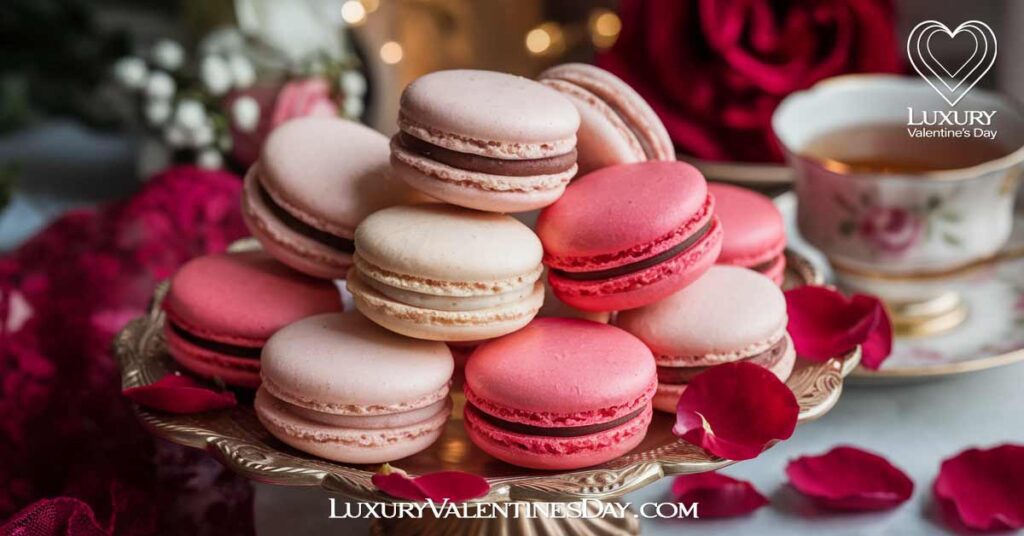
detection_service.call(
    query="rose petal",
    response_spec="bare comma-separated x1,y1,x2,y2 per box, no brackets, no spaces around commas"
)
672,472,768,518
934,444,1024,531
785,286,893,370
673,362,798,460
372,466,489,503
786,445,913,511
123,374,237,414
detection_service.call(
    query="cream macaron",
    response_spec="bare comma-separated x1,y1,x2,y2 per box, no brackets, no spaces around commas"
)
347,204,545,341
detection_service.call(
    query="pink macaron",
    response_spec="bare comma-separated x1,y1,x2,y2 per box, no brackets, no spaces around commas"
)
163,250,342,388
255,312,454,464
464,318,656,470
616,265,796,413
242,116,422,279
539,63,674,175
390,70,580,213
536,161,723,312
709,183,787,284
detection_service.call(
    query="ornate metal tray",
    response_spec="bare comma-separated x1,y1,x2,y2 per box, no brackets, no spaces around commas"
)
115,250,857,505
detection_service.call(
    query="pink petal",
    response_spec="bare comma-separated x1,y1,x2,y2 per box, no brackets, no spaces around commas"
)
934,444,1024,531
372,468,489,503
672,472,768,518
786,445,913,510
673,362,799,460
785,286,893,370
123,374,236,414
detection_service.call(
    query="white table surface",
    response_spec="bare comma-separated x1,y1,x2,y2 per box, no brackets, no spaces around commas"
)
4,123,1023,536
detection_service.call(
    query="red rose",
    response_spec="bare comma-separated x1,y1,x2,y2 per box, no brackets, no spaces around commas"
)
598,0,902,162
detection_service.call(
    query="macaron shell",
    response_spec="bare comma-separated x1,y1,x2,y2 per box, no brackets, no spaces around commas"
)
259,117,421,237
538,275,611,323
464,318,656,425
354,204,543,290
242,168,353,279
708,183,786,268
540,78,646,173
164,324,261,388
163,250,342,345
464,402,652,470
390,149,573,213
548,215,723,312
260,312,453,413
537,161,709,271
346,269,544,341
398,70,580,159
255,387,450,464
652,335,796,413
616,265,788,365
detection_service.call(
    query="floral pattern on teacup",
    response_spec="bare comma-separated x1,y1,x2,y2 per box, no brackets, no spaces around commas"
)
833,193,963,258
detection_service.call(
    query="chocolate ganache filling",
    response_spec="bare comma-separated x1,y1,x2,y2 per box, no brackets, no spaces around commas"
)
657,336,789,385
258,182,355,253
169,322,262,359
397,132,577,176
469,403,646,437
552,219,713,282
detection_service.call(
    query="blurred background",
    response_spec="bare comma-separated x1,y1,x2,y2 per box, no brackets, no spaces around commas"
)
1,0,1021,248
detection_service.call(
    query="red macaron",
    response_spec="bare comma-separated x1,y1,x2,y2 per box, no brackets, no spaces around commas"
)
536,161,723,312
709,183,787,284
163,250,343,387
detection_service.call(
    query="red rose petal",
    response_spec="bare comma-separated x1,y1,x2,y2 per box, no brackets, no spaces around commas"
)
372,466,490,503
934,444,1024,531
785,286,893,370
786,446,913,511
673,362,799,460
122,374,237,414
672,472,768,518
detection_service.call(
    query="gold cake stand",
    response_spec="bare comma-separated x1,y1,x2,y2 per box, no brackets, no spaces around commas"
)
115,250,857,535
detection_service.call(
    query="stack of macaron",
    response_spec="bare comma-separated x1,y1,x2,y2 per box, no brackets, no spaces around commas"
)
156,64,797,470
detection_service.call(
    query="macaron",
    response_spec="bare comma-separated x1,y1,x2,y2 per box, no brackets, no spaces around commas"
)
347,204,545,341
539,63,674,175
255,312,454,464
616,265,795,413
390,69,580,212
242,116,422,279
163,250,342,388
709,183,787,284
464,318,656,470
537,272,611,324
537,161,723,312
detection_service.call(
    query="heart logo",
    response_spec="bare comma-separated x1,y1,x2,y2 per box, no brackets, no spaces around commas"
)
907,20,997,106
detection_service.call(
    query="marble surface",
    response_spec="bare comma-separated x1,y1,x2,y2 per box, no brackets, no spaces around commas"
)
4,123,1022,535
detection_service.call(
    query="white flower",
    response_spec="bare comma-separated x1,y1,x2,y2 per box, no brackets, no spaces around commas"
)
200,55,232,95
340,70,366,97
163,125,187,147
113,57,148,90
227,54,256,88
197,149,224,169
144,100,172,126
192,121,216,147
144,71,176,100
174,99,207,130
343,97,364,119
231,96,261,132
151,39,185,71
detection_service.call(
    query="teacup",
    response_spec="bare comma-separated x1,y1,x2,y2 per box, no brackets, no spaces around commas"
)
773,75,1024,336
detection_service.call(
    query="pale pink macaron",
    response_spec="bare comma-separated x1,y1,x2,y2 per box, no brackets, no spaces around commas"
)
464,318,656,470
539,63,674,175
163,250,342,388
255,312,454,464
242,116,423,279
391,70,580,212
709,183,787,285
616,265,795,413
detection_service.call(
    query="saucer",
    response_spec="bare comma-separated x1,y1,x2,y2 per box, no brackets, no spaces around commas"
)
778,192,1024,382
